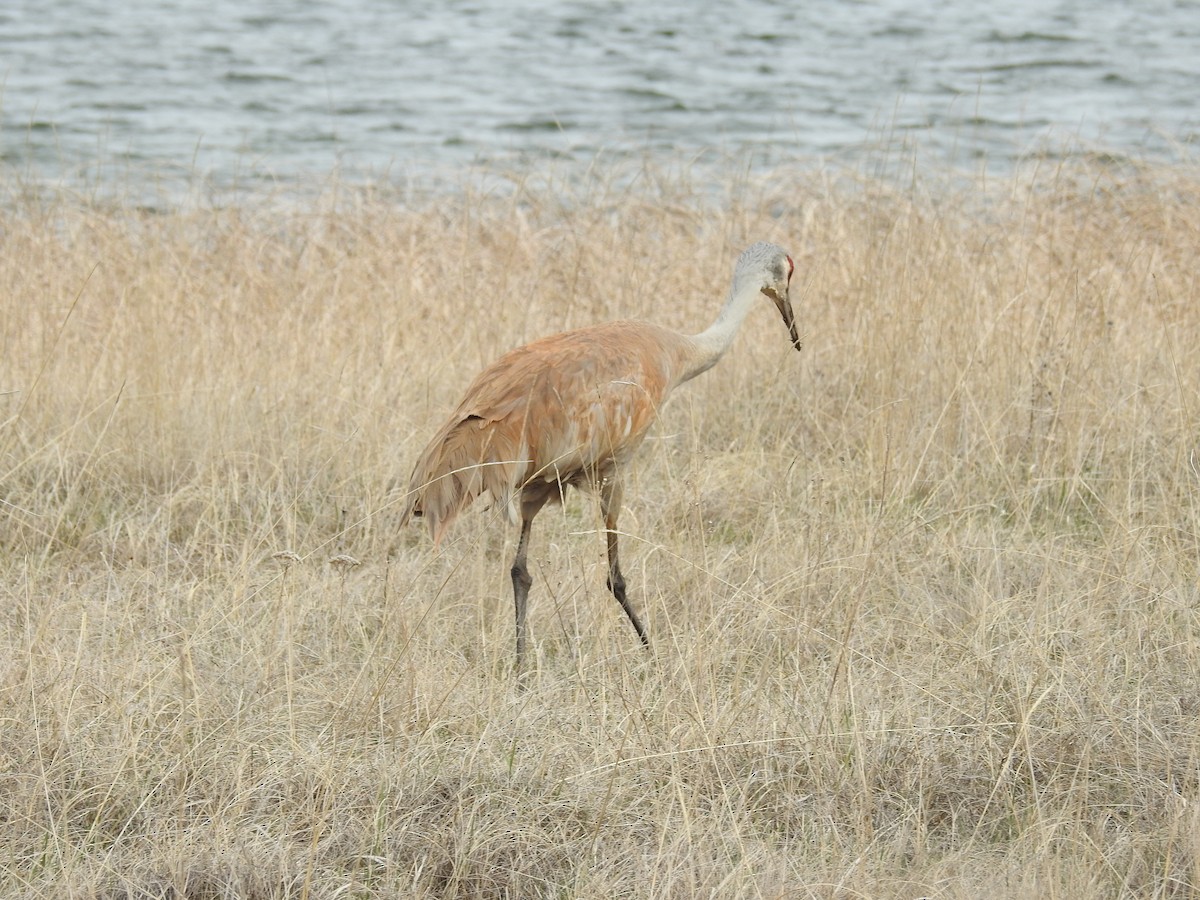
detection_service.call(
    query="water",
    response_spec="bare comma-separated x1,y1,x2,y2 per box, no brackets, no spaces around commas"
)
1,0,1197,196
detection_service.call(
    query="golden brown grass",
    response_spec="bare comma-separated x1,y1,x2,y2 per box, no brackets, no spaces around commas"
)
2,155,1200,898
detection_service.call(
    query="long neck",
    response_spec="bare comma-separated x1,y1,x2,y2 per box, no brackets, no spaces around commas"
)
680,278,758,383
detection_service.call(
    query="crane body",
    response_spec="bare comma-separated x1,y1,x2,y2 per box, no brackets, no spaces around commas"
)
400,242,800,667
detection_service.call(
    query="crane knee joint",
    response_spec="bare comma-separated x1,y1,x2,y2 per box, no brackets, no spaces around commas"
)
511,565,533,592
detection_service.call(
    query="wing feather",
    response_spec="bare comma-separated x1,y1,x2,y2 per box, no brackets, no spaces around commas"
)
401,321,691,543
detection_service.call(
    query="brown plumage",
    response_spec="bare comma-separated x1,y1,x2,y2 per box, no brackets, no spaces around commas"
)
400,241,801,667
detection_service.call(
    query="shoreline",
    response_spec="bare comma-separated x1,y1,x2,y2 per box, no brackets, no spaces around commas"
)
3,132,1193,214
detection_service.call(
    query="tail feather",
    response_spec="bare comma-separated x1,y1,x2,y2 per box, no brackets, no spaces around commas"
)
401,415,527,544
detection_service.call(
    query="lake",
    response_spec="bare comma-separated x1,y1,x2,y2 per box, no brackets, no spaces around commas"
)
1,0,1197,197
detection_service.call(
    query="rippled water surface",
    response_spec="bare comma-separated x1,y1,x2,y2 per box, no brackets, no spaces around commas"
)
2,0,1197,192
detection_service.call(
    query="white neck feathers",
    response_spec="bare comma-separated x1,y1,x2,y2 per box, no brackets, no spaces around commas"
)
681,276,762,382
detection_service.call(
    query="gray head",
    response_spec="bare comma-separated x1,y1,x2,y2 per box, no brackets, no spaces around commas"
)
735,241,801,351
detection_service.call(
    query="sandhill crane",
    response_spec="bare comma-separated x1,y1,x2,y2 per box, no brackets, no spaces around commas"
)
400,241,801,668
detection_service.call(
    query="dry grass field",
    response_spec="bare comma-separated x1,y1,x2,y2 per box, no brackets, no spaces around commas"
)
2,155,1199,898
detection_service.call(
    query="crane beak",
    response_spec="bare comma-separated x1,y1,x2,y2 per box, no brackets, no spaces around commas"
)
764,286,802,352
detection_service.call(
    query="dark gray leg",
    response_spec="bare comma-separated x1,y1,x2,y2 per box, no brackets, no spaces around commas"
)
600,477,649,648
511,493,549,670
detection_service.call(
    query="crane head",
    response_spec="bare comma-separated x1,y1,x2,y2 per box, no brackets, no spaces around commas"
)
755,245,802,352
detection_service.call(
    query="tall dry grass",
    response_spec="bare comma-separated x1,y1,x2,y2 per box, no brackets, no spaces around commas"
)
2,156,1199,898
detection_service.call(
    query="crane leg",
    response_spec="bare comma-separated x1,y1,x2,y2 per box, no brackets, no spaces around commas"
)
600,477,649,648
511,493,549,670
